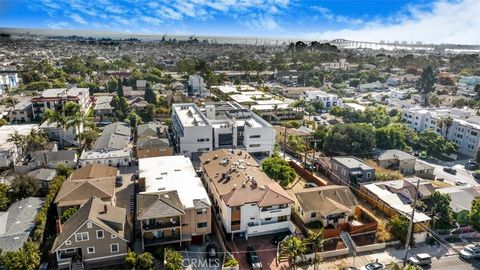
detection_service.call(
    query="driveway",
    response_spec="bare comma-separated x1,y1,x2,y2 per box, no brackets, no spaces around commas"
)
115,165,138,241
230,235,290,270
181,234,223,270
420,160,479,187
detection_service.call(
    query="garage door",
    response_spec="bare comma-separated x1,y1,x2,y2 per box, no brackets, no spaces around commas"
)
191,235,204,245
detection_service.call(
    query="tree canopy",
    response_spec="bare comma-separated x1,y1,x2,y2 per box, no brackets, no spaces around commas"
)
323,123,376,155
261,156,296,188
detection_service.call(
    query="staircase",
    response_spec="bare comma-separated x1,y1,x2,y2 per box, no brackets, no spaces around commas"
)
70,261,84,270
340,231,355,256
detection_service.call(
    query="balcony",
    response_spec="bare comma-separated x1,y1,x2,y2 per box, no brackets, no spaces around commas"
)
246,221,295,236
57,257,72,266
142,218,181,230
231,211,241,221
144,235,182,246
231,223,241,231
259,207,291,219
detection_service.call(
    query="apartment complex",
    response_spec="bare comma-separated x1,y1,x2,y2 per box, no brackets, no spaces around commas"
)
200,149,294,240
0,124,38,168
303,90,342,109
31,87,91,120
136,122,173,158
402,107,480,157
188,75,210,97
172,102,275,159
137,156,211,249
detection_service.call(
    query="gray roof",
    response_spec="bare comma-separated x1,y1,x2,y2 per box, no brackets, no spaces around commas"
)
28,168,57,182
137,122,167,138
332,157,374,170
137,137,170,149
0,197,44,251
33,150,77,163
137,191,185,220
294,185,357,216
437,186,480,213
377,149,415,161
93,122,131,150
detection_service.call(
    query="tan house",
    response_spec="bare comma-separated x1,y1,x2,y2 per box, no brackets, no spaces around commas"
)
55,164,117,216
136,122,173,158
294,185,358,227
137,156,212,249
52,197,128,270
200,149,294,240
377,149,416,175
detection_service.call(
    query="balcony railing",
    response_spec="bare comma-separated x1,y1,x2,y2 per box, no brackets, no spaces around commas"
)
144,235,181,245
142,219,180,230
231,224,241,231
57,257,72,266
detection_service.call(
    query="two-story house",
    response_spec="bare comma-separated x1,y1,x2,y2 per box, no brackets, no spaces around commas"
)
376,149,416,175
200,149,295,240
136,156,211,249
136,122,173,158
52,197,128,269
330,157,375,186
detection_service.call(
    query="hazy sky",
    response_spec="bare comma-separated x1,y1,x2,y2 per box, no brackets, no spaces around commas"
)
2,0,479,44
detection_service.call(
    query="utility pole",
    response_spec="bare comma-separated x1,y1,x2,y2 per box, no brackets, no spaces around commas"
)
304,136,309,167
404,179,420,264
283,126,287,160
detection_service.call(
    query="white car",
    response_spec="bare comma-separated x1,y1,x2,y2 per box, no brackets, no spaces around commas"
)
408,253,432,266
460,244,480,259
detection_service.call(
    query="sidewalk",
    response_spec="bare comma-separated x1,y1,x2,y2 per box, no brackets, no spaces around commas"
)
297,242,466,270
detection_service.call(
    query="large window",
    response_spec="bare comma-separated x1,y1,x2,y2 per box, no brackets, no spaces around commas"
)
196,208,207,215
75,232,89,242
110,243,119,253
197,222,208,228
96,230,104,239
87,247,95,254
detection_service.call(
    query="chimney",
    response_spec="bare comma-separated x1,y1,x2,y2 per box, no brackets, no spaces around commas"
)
55,219,62,235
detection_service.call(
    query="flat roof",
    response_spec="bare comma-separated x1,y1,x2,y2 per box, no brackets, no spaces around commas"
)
0,124,38,151
139,156,211,208
173,103,209,127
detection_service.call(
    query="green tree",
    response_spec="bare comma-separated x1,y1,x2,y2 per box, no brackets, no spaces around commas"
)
281,236,306,270
323,123,376,155
56,164,73,178
116,77,124,97
7,131,27,155
375,123,415,150
304,229,324,270
0,242,41,270
388,215,413,246
261,156,296,188
164,248,183,270
41,108,68,147
60,207,77,223
430,191,454,230
10,175,38,199
80,130,99,150
438,116,454,139
415,130,457,155
136,252,155,270
416,66,436,106
144,83,157,104
126,111,143,131
125,249,137,269
392,263,421,270
0,184,10,211
469,197,480,231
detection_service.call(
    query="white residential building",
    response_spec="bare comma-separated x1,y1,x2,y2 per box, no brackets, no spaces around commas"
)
303,90,342,109
188,75,210,97
31,87,91,120
172,102,275,158
402,107,480,157
0,73,19,95
200,149,295,239
0,124,39,168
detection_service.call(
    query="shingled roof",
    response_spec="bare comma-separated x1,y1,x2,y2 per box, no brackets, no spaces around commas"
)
70,164,118,180
137,191,185,220
294,185,357,217
54,177,115,207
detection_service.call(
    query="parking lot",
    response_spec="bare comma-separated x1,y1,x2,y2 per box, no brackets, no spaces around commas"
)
230,235,290,270
181,234,223,270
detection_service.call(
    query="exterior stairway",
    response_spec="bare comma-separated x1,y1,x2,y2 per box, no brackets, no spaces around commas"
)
340,231,355,256
70,261,84,270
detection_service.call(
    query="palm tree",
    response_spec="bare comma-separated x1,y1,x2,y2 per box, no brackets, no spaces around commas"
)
391,263,421,270
281,236,307,270
42,108,67,148
304,229,324,270
66,112,95,149
7,131,27,162
438,116,453,139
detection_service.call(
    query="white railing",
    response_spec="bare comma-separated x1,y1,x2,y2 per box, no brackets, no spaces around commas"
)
57,257,72,266
247,221,293,236
259,207,291,219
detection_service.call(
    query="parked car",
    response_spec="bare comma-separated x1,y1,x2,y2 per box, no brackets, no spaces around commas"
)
360,262,384,270
246,245,263,270
443,167,457,175
408,253,432,266
465,160,479,170
455,180,467,186
271,231,291,245
341,267,359,270
206,244,217,259
115,176,123,187
473,172,480,180
305,182,318,188
460,244,480,259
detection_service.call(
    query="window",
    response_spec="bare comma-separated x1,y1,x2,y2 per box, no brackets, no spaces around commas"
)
110,243,119,253
87,247,95,254
87,222,92,229
197,222,208,228
65,248,75,253
65,240,71,246
96,230,104,239
196,208,207,215
75,232,89,242
249,135,261,139
249,144,260,148
366,172,371,179
310,212,317,218
472,131,478,136
111,234,117,239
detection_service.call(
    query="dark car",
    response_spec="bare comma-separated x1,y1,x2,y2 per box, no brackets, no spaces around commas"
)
271,231,291,245
206,244,217,259
465,161,479,170
246,245,262,270
473,172,480,180
360,262,384,270
115,176,123,187
341,267,359,270
443,167,457,175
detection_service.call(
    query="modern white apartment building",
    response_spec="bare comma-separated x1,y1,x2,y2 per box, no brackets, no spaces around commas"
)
188,75,210,97
199,149,295,239
402,107,480,157
303,90,342,109
0,73,19,95
171,102,275,159
0,124,39,168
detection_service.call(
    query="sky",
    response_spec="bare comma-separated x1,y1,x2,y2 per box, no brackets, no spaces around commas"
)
1,0,479,44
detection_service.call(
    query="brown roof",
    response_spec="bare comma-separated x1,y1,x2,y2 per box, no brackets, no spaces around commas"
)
51,197,127,252
294,185,358,216
54,177,115,207
200,149,293,207
70,164,118,180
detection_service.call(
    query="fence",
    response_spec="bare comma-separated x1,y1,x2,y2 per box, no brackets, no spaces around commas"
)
288,160,328,186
